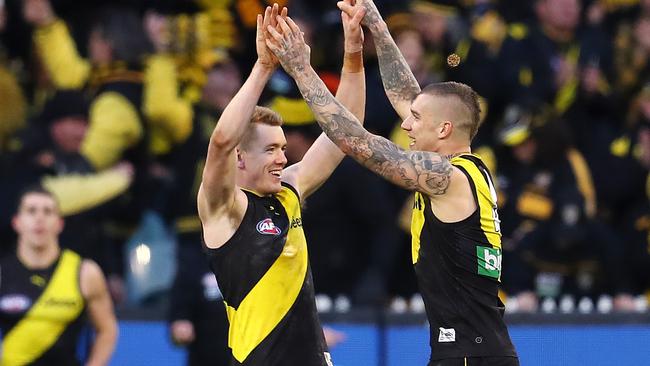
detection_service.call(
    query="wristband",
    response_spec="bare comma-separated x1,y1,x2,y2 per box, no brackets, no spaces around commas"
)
342,50,363,73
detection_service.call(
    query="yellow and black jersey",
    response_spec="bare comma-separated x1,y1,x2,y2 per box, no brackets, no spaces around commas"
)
0,250,86,366
411,154,517,361
205,182,330,366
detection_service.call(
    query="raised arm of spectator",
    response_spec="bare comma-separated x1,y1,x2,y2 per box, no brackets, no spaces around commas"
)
283,0,367,200
338,0,420,120
143,53,194,153
24,0,90,89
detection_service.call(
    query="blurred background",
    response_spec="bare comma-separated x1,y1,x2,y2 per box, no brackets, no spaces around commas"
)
1,0,650,364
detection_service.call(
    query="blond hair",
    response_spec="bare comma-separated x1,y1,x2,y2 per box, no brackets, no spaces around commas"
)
239,106,284,150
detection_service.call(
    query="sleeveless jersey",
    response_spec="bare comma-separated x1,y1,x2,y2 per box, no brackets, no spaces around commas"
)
0,249,86,365
205,183,330,366
411,154,517,360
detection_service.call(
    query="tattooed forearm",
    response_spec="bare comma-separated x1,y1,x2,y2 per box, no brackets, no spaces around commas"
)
374,27,421,105
360,0,382,27
294,68,451,196
302,77,330,106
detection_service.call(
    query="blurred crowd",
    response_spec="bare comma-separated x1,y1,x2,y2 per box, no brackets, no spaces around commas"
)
1,0,650,320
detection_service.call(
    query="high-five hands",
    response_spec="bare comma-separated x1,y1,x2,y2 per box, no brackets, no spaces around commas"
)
264,15,310,77
340,0,366,53
337,0,381,29
256,3,288,69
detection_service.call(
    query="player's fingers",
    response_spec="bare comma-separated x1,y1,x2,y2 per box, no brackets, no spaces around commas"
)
351,7,365,25
256,14,263,40
266,24,285,43
337,1,355,15
280,6,288,19
285,16,301,36
341,10,350,24
270,3,279,27
263,6,272,29
276,16,293,39
265,37,281,54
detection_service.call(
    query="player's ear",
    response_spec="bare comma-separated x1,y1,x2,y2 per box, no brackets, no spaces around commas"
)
236,148,245,169
439,121,453,138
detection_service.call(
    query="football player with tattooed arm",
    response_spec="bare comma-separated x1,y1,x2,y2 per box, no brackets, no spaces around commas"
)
265,0,519,364
198,3,365,365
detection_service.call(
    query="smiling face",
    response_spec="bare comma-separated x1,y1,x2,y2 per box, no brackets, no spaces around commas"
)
238,123,288,195
12,192,63,251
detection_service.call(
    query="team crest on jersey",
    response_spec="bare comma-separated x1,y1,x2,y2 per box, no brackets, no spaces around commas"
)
0,294,32,313
256,218,281,235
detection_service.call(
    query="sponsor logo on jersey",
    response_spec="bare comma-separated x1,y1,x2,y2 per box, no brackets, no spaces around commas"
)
44,297,80,308
438,327,456,342
477,246,502,279
0,294,32,313
290,217,303,229
256,218,281,235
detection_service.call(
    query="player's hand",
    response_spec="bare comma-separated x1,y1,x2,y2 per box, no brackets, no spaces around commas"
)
22,0,56,26
323,327,346,348
256,4,287,70
340,0,365,53
337,0,381,29
0,4,7,33
265,16,311,78
171,320,196,344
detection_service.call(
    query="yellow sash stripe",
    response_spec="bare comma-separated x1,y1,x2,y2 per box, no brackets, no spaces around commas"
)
225,187,308,362
411,192,426,264
451,157,502,249
1,250,84,366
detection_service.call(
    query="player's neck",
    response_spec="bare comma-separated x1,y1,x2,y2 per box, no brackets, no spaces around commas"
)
438,144,471,160
17,241,61,270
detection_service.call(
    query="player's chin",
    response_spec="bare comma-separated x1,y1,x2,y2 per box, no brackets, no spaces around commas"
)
267,180,283,194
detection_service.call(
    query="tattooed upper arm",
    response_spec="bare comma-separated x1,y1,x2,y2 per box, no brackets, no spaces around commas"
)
360,135,453,196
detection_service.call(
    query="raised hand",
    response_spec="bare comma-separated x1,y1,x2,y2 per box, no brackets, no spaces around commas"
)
340,0,365,53
22,0,56,26
256,4,287,69
337,0,381,29
265,16,311,77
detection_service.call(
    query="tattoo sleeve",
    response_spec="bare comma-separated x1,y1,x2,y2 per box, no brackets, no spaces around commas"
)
371,23,421,113
295,69,452,196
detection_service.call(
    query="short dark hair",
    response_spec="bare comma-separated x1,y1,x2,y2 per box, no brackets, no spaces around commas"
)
15,185,59,213
420,82,482,140
239,107,284,150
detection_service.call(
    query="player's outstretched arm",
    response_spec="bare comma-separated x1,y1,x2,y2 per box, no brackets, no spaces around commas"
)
284,1,367,199
338,0,420,120
267,17,453,197
198,5,284,221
